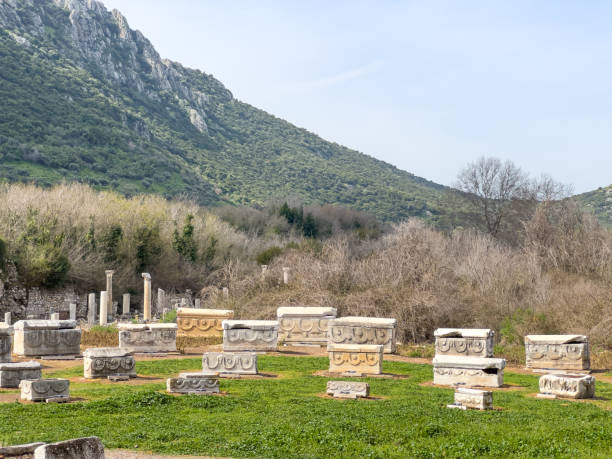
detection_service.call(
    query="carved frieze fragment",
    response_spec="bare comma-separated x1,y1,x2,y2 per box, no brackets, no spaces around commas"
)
277,306,337,345
326,380,369,399
434,328,495,358
177,308,234,337
433,355,506,388
0,361,42,388
202,352,257,375
0,324,13,363
166,373,219,394
117,323,177,353
539,373,595,399
525,335,590,371
453,388,493,410
13,320,81,357
222,320,278,352
19,378,70,402
328,317,397,354
327,344,383,375
83,347,136,378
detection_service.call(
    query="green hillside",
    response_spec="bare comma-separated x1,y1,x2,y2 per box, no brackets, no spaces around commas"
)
576,184,612,226
0,0,448,222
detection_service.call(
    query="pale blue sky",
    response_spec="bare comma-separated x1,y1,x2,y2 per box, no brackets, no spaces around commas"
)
101,0,612,192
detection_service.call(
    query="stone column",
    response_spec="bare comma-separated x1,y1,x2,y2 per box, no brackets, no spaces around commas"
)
4,312,11,325
222,287,229,298
142,273,152,322
261,265,268,275
99,291,108,325
87,293,96,324
194,299,201,309
69,303,77,321
50,313,60,320
157,288,165,315
282,267,291,285
105,270,115,317
122,293,130,315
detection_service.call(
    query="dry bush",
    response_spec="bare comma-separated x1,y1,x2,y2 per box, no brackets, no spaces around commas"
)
81,325,119,347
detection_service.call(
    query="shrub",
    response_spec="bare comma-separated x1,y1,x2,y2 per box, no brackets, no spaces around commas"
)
256,246,283,265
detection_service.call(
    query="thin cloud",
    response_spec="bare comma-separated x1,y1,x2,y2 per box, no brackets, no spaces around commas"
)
282,60,383,93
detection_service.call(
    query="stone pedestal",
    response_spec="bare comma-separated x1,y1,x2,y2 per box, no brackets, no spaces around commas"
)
13,320,81,357
453,388,493,410
327,344,383,375
277,306,337,345
202,352,258,375
0,324,13,362
118,323,177,353
0,361,42,388
525,335,590,371
177,308,234,337
434,328,495,358
326,381,369,399
99,291,108,326
328,317,397,354
166,373,219,394
87,293,96,325
83,347,136,379
19,378,70,402
222,320,278,352
539,374,595,399
433,355,505,387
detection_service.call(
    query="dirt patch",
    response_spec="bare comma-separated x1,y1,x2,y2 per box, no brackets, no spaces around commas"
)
313,370,409,379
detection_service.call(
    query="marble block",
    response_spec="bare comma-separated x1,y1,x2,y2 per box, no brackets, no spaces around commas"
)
0,361,42,388
433,355,506,387
326,381,369,399
202,352,258,375
83,347,136,379
327,344,383,375
13,320,81,357
539,373,595,399
434,328,495,358
166,373,220,394
222,320,279,352
277,306,337,345
33,436,105,459
0,324,13,362
177,308,234,337
328,317,397,354
20,378,70,402
117,323,177,353
454,388,493,410
525,335,590,371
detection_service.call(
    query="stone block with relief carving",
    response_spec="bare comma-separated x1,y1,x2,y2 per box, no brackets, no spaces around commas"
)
83,347,136,379
277,306,337,345
434,328,495,358
326,381,369,399
433,355,505,387
453,388,493,410
13,320,81,357
202,352,257,375
525,335,590,371
0,324,13,362
327,344,383,375
177,308,234,337
222,320,278,352
118,323,177,353
0,361,42,388
19,378,70,402
166,373,219,394
328,317,396,354
539,373,595,399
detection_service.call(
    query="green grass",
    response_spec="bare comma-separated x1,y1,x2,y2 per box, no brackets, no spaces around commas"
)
0,356,611,458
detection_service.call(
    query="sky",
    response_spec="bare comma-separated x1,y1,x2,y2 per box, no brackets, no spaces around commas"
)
101,0,612,193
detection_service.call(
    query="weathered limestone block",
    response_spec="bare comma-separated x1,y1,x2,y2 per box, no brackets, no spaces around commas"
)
117,323,177,353
326,381,370,399
166,373,220,394
19,378,70,402
0,324,13,362
83,347,136,379
453,388,493,410
327,344,383,375
13,320,81,357
277,306,337,345
33,436,105,459
434,328,495,358
0,361,42,388
433,356,506,387
525,335,590,371
177,308,234,337
222,320,278,352
202,352,257,375
0,442,45,458
539,373,595,399
328,317,397,354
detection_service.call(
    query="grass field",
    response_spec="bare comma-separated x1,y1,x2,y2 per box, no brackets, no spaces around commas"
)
0,355,610,458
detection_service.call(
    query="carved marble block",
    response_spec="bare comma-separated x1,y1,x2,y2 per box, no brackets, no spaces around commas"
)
525,335,590,371
13,320,81,357
433,355,506,387
19,378,70,402
434,328,495,358
0,361,42,388
166,373,220,394
222,320,279,352
118,323,177,353
327,344,384,375
454,388,493,410
83,347,136,379
202,352,258,375
277,306,337,345
177,308,234,337
539,374,595,399
328,317,397,354
326,381,369,399
0,324,13,362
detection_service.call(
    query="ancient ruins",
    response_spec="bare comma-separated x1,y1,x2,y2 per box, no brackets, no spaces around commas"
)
0,323,12,362
326,381,370,399
525,335,590,371
0,361,42,388
13,320,81,357
538,373,596,399
202,352,258,375
328,316,397,353
434,328,495,358
167,373,220,394
448,388,493,410
176,307,234,337
118,323,177,353
83,347,136,379
277,306,337,345
19,378,70,402
327,343,384,375
222,320,279,352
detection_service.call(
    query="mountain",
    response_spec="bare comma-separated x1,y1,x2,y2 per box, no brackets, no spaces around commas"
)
576,185,612,227
0,0,450,223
